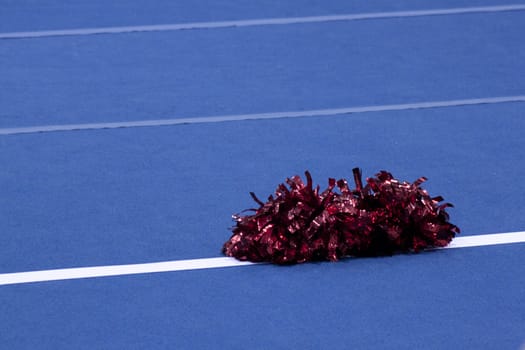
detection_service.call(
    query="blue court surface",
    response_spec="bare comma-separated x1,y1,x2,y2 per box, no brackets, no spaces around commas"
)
1,1,525,349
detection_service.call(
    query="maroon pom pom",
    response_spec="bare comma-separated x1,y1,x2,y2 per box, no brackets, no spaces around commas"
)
222,169,460,264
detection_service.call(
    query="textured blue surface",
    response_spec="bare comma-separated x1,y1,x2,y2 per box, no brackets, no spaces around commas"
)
1,104,524,273
1,11,525,128
1,245,525,349
1,1,525,349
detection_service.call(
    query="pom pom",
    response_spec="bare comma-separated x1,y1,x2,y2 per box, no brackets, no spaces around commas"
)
222,168,459,264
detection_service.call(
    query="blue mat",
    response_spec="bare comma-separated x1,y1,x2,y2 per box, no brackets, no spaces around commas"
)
1,2,524,349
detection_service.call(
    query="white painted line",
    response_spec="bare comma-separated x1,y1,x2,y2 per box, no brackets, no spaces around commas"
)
2,95,525,136
445,231,525,249
0,231,524,286
0,257,257,286
1,5,525,39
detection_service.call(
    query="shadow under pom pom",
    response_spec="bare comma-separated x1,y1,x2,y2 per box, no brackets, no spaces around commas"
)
223,168,460,264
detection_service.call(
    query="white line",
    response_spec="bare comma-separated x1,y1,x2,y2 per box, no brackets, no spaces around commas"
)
1,5,525,39
0,258,257,286
445,231,525,249
0,231,524,286
2,95,525,136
